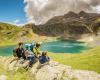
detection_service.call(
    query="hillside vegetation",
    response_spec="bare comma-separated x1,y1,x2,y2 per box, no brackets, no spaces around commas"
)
0,22,33,46
49,46,100,73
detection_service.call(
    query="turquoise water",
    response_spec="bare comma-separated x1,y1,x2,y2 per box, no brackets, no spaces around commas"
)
0,41,89,56
41,41,89,53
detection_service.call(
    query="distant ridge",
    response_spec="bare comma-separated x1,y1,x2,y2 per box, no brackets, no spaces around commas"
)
23,11,100,40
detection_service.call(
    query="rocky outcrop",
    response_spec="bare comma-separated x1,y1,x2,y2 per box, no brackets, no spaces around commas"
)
0,57,100,80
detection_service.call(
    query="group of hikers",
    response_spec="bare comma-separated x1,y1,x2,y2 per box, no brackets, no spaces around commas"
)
12,42,50,69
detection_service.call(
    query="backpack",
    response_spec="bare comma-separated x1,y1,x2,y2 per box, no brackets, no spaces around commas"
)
25,43,35,52
30,44,34,52
25,44,31,51
13,48,17,57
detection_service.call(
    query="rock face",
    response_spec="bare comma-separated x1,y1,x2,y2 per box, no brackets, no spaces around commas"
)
24,11,100,40
0,57,100,80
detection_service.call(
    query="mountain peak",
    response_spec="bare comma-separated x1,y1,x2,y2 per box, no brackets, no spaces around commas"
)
79,11,87,14
79,11,89,18
64,11,78,18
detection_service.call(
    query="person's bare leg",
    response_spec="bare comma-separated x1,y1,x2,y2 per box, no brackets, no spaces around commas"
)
10,57,19,64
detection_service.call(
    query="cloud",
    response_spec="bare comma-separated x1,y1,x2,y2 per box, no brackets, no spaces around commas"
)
95,5,100,13
13,19,25,26
24,0,100,25
14,19,20,24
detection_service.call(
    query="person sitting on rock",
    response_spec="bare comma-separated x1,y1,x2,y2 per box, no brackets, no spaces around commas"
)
33,42,41,58
39,51,50,64
24,46,37,68
10,42,25,63
17,42,26,59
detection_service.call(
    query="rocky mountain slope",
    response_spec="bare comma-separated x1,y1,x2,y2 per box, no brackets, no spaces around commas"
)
28,11,100,40
0,57,100,80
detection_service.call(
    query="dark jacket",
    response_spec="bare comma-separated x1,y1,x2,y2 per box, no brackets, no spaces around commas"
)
14,48,25,59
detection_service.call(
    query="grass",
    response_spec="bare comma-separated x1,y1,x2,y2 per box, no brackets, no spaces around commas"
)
0,41,17,47
0,65,35,80
49,46,100,73
0,22,34,47
0,40,33,47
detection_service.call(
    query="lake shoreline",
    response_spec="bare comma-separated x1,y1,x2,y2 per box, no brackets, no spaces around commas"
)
0,40,90,56
0,38,87,47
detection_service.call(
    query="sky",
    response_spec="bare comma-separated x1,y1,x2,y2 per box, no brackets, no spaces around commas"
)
0,0,100,25
0,0,26,25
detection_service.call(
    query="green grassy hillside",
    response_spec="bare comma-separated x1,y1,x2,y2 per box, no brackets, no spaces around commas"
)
0,22,33,46
49,46,100,73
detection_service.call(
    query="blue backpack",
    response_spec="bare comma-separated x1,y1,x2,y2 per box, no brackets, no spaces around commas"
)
25,42,36,52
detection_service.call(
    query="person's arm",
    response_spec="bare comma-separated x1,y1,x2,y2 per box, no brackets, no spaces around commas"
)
33,48,37,55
